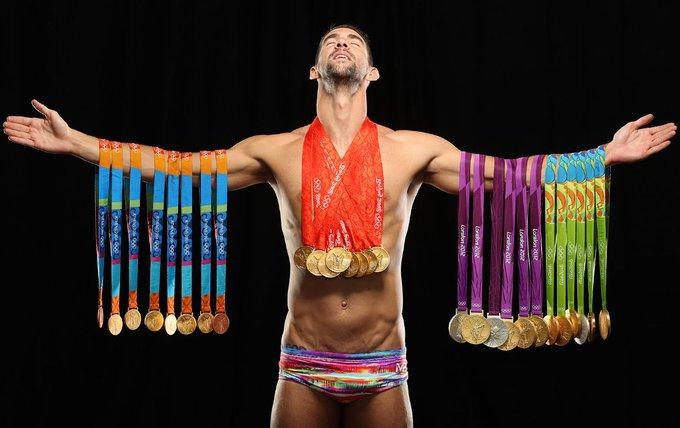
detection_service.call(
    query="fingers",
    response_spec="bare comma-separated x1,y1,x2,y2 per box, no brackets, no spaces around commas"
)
4,126,31,141
31,99,50,118
646,122,676,135
647,140,671,156
3,120,31,133
5,115,34,125
630,113,654,130
651,128,676,145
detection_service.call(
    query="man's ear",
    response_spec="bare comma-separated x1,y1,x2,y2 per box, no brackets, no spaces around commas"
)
310,66,319,80
366,66,380,82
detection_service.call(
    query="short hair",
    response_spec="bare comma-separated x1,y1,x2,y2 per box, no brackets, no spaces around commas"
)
315,24,373,66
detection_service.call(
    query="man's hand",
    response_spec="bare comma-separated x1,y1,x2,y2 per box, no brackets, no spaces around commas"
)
4,99,73,155
605,114,675,165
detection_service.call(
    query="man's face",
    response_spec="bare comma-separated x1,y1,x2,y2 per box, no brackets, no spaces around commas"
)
313,27,373,93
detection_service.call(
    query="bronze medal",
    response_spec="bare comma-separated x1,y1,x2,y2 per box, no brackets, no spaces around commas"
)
370,246,391,272
460,313,491,345
448,311,468,343
212,312,230,334
317,253,340,278
108,314,123,336
164,313,177,335
362,249,379,275
144,310,164,332
497,320,520,351
599,309,611,340
293,246,313,270
97,305,104,329
543,314,560,346
355,251,369,277
177,313,197,335
342,253,360,277
124,308,142,330
515,317,538,349
587,312,597,342
528,315,549,347
567,308,582,337
197,312,214,334
555,315,573,346
325,247,352,273
306,249,325,276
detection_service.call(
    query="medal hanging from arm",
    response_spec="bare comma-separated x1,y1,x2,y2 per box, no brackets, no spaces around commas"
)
566,154,582,338
144,148,166,332
528,155,549,347
543,155,560,345
177,152,197,335
584,153,598,342
197,151,214,334
213,149,230,334
95,140,111,328
574,153,590,344
165,151,180,335
593,147,611,339
124,143,143,331
108,142,124,336
498,159,520,351
555,154,573,345
448,151,471,343
484,156,509,348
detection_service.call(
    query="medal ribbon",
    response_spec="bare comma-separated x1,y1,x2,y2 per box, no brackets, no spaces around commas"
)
199,151,213,315
566,153,577,312
470,154,486,314
301,117,384,251
147,148,166,312
515,157,530,318
488,157,505,316
529,155,545,315
95,140,111,324
556,154,569,316
456,152,471,312
594,147,608,309
214,150,228,315
544,155,558,316
584,152,596,314
500,159,516,320
166,151,180,316
126,143,142,311
575,153,587,313
180,153,194,315
109,142,124,316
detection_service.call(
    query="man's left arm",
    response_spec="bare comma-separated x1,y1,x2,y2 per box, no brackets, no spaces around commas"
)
412,114,675,193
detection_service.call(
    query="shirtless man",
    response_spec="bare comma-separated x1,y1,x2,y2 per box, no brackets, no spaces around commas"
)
4,24,675,428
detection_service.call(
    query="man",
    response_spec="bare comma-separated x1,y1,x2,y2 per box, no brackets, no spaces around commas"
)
3,24,675,427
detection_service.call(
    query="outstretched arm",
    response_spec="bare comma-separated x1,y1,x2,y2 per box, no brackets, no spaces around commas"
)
4,99,271,190
413,114,675,193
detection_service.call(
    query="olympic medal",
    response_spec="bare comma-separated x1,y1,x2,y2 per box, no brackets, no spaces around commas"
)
362,250,379,275
213,312,230,334
567,308,582,337
574,313,590,344
448,310,468,343
306,250,325,276
325,247,352,273
355,251,369,277
484,316,509,348
317,253,340,278
515,317,537,349
599,309,611,340
97,305,104,328
197,312,214,334
293,246,313,270
529,315,549,347
543,315,560,346
555,316,573,346
497,320,520,351
460,313,491,345
164,313,177,335
587,312,597,343
342,253,360,277
108,314,123,336
144,310,164,332
177,313,197,335
124,308,142,330
370,246,391,272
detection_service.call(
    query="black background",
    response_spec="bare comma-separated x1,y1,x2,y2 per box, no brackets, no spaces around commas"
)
2,1,678,427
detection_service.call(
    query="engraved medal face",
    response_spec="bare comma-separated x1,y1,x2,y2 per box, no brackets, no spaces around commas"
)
164,314,177,335
108,314,123,336
177,313,197,335
325,247,351,273
306,250,325,276
293,246,313,270
599,309,611,340
567,308,582,337
529,315,549,347
497,320,520,351
355,252,369,277
543,315,560,346
515,317,537,349
484,316,509,348
124,308,142,330
555,316,573,346
461,314,491,345
144,310,164,332
318,253,340,278
362,250,379,275
574,313,590,344
342,253,360,277
370,246,391,272
448,311,469,343
212,313,230,334
197,312,214,334
587,312,597,343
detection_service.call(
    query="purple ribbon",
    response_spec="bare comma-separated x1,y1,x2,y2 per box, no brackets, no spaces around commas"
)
515,157,530,318
529,155,545,315
470,154,486,313
501,159,516,319
488,157,505,316
456,152,471,311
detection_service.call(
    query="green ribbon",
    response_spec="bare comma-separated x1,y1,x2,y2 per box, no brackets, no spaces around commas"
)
544,155,558,316
556,154,569,316
593,147,609,309
575,153,586,313
566,154,577,312
584,153,596,314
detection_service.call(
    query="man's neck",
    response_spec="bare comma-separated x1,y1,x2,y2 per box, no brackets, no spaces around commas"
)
315,85,368,149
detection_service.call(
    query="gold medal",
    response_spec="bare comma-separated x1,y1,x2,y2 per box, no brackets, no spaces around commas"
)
587,312,597,342
448,311,468,343
355,251,369,277
515,317,537,349
108,314,123,336
213,312,230,334
306,249,325,276
177,313,197,335
293,246,313,270
325,247,352,273
555,315,573,346
370,246,391,272
144,310,164,332
528,315,549,347
543,315,560,345
567,308,582,337
342,253,360,277
497,320,520,351
362,249,379,275
460,313,491,345
599,309,611,340
317,253,340,278
164,314,177,335
197,312,214,334
124,308,142,330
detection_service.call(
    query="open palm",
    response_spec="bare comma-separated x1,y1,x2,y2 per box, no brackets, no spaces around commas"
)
4,99,73,154
606,114,675,165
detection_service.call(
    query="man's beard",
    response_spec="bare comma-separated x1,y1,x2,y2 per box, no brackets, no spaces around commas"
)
319,62,363,94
